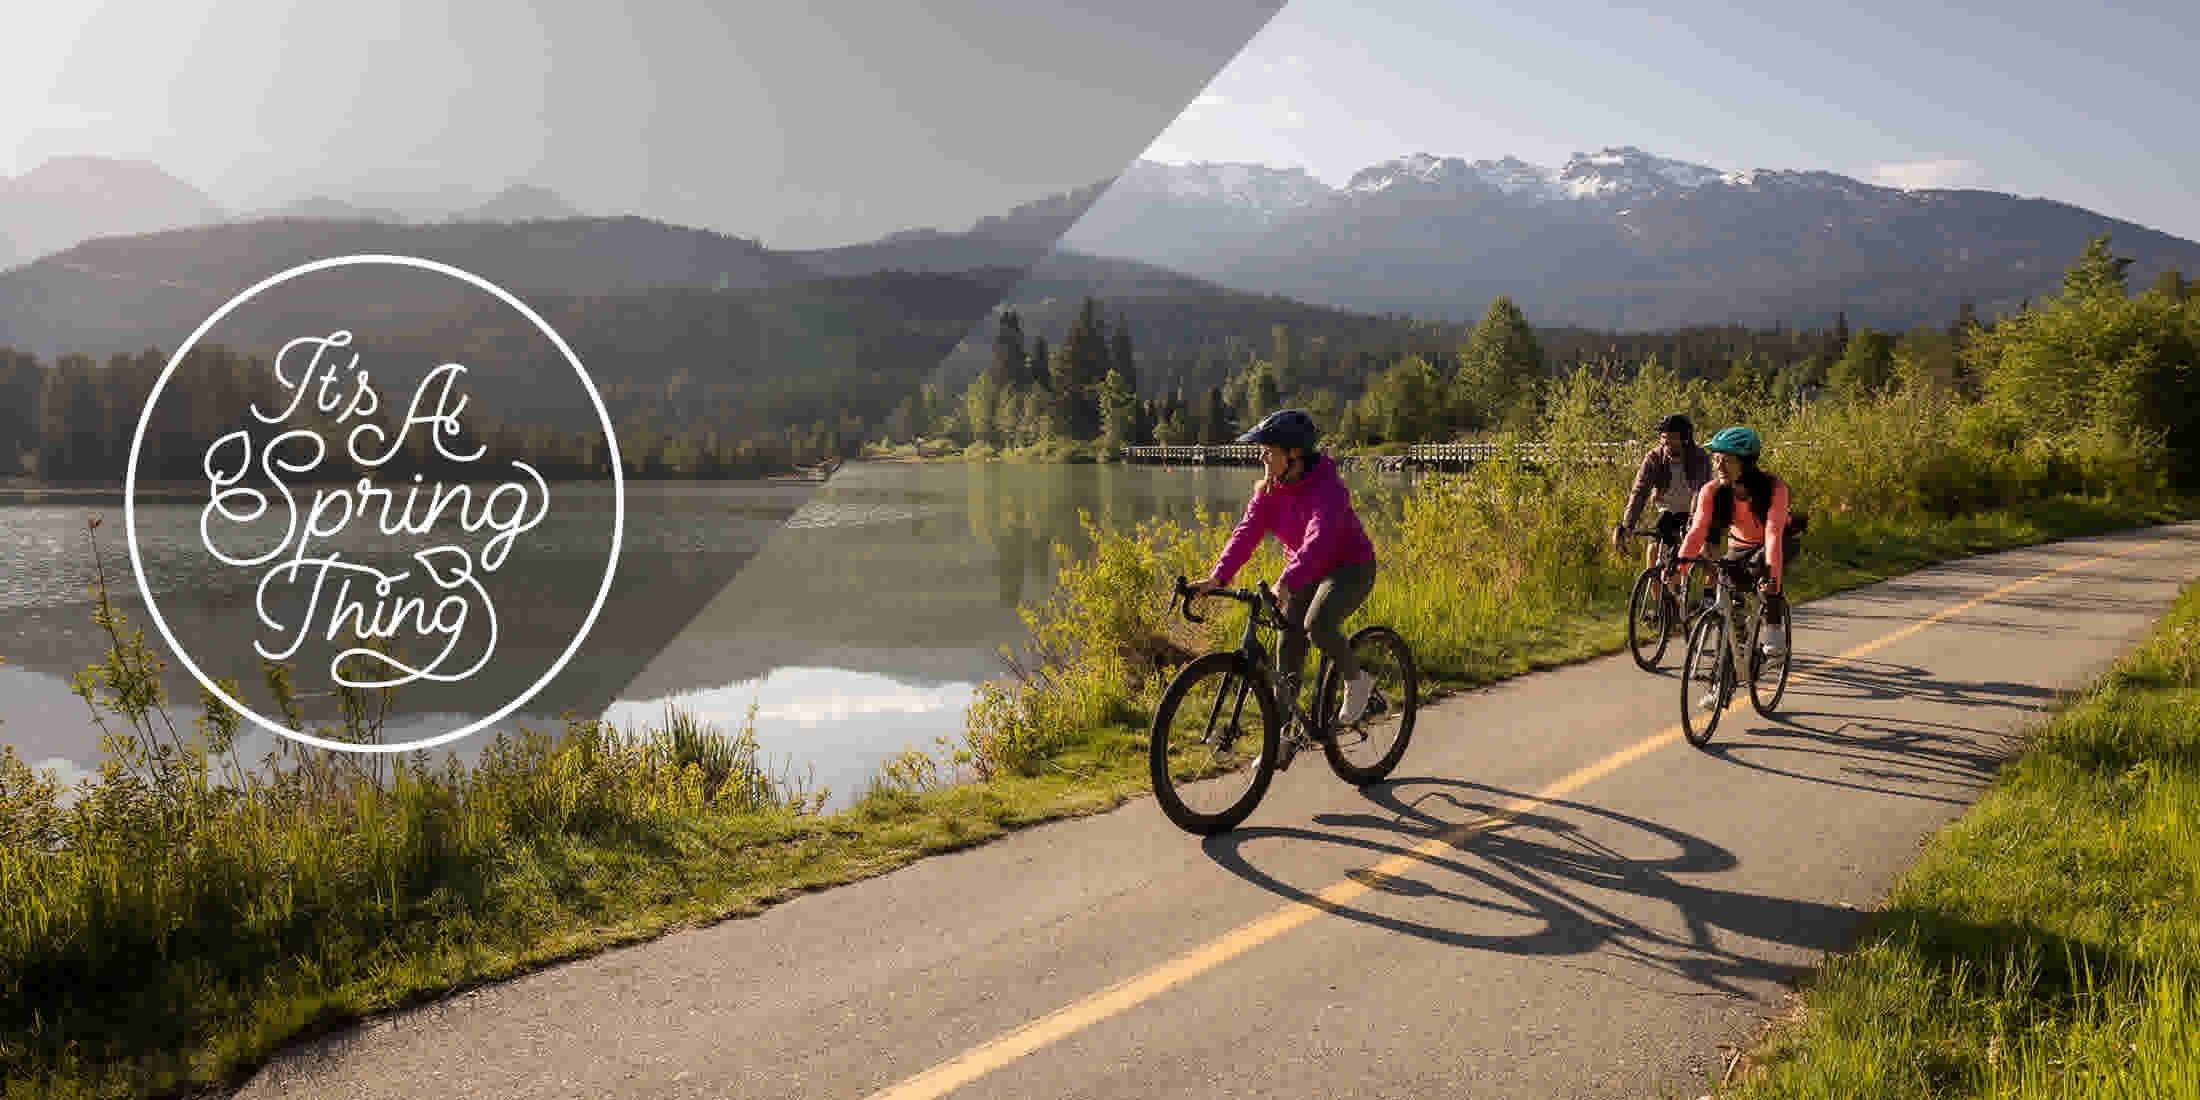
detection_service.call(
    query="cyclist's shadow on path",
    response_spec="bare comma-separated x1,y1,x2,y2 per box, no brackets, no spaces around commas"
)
1201,778,1864,999
1691,655,2052,804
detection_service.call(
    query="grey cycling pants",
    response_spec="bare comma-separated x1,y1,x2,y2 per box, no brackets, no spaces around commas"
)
1279,559,1377,690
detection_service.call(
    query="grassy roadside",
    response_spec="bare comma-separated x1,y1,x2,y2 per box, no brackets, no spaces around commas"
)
1704,575,2200,1099
1,480,2187,1100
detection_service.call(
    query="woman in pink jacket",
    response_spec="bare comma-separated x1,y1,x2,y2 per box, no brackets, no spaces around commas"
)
1189,409,1381,726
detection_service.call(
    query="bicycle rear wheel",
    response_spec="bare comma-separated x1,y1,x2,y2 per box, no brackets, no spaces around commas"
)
1750,602,1793,716
1626,566,1673,672
1315,626,1419,785
1149,652,1279,834
1680,612,1732,747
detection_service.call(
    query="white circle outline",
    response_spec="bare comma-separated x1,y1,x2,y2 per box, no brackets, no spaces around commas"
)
124,253,625,754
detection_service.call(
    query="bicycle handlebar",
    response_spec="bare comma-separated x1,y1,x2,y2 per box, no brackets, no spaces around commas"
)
1671,554,1766,567
1668,555,1773,587
1172,575,1290,630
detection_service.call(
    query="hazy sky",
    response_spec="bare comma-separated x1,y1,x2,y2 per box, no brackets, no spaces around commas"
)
1142,0,2200,241
3,0,1284,248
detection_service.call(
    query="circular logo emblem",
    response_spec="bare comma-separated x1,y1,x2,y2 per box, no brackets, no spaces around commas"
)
124,254,624,753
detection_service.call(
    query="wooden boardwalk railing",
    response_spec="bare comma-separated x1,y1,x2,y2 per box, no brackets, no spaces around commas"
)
1120,439,1820,470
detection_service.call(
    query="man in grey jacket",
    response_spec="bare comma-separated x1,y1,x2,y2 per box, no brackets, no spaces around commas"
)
1611,414,1713,570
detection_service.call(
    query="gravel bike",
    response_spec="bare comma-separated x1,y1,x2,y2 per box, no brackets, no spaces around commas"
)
1672,552,1794,746
1622,525,1710,672
1148,575,1420,835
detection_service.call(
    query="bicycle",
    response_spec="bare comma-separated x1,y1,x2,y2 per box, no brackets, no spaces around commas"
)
1148,575,1421,835
1670,552,1794,746
1622,525,1711,672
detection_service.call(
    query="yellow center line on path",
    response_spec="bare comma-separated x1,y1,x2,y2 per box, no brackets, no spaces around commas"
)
861,536,2169,1100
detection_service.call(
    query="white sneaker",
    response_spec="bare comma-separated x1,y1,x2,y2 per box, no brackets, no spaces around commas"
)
1762,624,1786,656
1698,690,1722,712
1338,672,1377,725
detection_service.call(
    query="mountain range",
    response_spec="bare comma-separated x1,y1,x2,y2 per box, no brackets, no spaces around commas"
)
0,156,595,269
1058,147,2200,329
0,157,228,273
6,144,2199,372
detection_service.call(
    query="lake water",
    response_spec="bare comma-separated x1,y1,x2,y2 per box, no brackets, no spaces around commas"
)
0,461,1303,807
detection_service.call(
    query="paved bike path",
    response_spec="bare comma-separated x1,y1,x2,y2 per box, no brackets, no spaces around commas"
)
234,523,2200,1099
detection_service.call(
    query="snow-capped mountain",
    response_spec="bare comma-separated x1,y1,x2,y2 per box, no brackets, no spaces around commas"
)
1056,147,2200,330
1471,156,1563,198
1553,146,1725,199
1057,160,1336,271
1112,159,1333,217
1344,153,1479,194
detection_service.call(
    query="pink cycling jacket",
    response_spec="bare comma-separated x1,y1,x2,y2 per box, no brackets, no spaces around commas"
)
1208,454,1378,593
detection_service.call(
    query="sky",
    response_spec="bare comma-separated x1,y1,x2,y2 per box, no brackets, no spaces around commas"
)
0,0,1284,249
6,0,2193,249
1140,0,2200,242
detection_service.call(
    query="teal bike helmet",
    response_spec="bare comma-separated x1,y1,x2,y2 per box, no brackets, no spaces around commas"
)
1703,425,1762,461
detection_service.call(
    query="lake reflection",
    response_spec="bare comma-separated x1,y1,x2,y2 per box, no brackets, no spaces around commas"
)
610,460,1266,805
0,461,1347,809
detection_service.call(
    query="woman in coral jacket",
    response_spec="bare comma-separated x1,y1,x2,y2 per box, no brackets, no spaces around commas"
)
1189,409,1380,727
1669,425,1803,657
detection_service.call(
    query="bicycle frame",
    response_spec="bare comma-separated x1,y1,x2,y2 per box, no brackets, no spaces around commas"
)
1178,579,1323,738
1674,555,1769,680
1628,526,1706,622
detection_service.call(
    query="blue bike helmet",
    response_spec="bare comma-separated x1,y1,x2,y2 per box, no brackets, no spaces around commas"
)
1237,409,1319,452
1702,425,1762,462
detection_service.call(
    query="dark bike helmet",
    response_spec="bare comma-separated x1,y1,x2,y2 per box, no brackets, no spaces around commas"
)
1702,425,1762,461
1237,408,1320,452
1655,413,1694,438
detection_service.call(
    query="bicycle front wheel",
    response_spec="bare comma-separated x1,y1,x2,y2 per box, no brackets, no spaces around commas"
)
1750,602,1793,716
1315,625,1420,785
1627,567,1674,672
1680,612,1732,747
1149,652,1280,834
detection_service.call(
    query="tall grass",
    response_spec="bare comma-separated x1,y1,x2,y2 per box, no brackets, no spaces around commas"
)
955,376,2184,781
0,519,822,1099
2,369,2188,1097
1724,580,2200,1099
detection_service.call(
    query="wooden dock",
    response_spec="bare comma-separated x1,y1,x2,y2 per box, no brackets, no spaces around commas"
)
1120,441,1646,471
767,456,846,483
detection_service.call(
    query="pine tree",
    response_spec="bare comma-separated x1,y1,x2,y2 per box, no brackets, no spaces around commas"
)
1028,336,1051,391
1201,385,1231,443
1454,296,1545,430
963,371,1000,445
1098,369,1138,452
1949,300,1980,345
1112,314,1138,397
1827,328,1897,397
2062,233,2133,300
1250,361,1281,420
990,309,1025,387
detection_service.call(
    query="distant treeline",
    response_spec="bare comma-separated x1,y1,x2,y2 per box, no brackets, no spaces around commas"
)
906,294,1968,451
13,238,2197,482
0,343,853,484
916,242,2200,456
